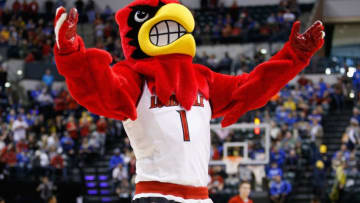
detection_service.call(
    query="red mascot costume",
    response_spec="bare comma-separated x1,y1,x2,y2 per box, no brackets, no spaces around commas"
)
54,0,324,202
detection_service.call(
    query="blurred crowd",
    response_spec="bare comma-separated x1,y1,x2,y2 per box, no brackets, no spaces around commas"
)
208,72,354,202
0,67,125,181
0,0,309,63
195,0,301,44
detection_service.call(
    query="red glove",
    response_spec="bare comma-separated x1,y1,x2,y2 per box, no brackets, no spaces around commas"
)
289,20,325,59
54,7,80,55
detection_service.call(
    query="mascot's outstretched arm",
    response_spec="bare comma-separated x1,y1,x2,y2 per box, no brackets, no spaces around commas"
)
54,7,141,120
210,21,325,127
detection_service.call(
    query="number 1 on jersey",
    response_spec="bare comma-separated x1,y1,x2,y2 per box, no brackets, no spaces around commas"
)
177,110,190,142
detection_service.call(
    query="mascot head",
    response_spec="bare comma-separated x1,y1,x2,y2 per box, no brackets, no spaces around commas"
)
115,0,196,59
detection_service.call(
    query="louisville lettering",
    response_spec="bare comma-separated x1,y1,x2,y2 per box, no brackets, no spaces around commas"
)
150,95,205,109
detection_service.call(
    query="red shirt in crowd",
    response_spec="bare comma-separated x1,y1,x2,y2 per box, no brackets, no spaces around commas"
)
16,141,28,152
28,0,39,14
228,196,253,203
22,1,29,12
211,146,221,160
80,120,90,137
51,155,64,169
2,148,17,166
12,1,21,12
66,94,79,110
42,43,52,56
66,122,78,139
96,119,107,134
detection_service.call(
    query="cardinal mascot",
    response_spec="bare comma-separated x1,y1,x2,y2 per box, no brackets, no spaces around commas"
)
54,0,324,202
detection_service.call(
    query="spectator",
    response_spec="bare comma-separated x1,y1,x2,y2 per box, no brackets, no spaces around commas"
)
42,69,54,89
115,179,131,201
267,162,283,180
109,148,124,170
85,0,96,23
96,117,107,154
60,133,74,154
28,0,39,15
309,118,323,146
208,166,225,194
37,176,56,203
16,150,30,177
270,146,286,167
112,163,128,191
79,112,91,138
12,116,28,143
329,161,346,203
50,150,65,180
269,175,292,203
228,181,253,203
284,149,298,172
16,138,28,152
103,5,113,16
330,85,345,111
312,160,326,203
283,9,296,22
2,144,17,177
352,64,360,93
12,0,21,13
238,166,252,182
65,116,77,140
79,137,94,164
38,149,50,175
332,144,350,162
343,118,360,151
37,88,54,119
318,145,331,171
74,0,84,15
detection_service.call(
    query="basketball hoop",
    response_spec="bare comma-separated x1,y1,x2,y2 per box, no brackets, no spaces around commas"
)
224,156,242,174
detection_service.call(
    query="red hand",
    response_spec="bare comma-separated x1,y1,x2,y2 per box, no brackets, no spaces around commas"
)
54,7,80,55
289,20,325,56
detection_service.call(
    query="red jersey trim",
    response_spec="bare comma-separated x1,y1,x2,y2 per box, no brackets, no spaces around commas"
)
135,181,209,200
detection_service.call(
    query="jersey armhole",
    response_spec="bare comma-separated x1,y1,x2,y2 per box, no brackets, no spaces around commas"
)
208,98,214,119
135,78,145,108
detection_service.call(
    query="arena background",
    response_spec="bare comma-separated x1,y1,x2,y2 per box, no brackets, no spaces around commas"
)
0,0,360,202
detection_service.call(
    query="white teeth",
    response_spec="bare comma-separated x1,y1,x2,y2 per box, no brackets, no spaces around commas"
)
158,35,168,46
169,33,178,43
156,21,168,35
168,21,178,32
150,36,157,45
150,28,157,36
149,20,187,47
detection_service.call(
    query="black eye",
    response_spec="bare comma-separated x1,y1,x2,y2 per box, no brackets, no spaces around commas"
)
134,11,149,23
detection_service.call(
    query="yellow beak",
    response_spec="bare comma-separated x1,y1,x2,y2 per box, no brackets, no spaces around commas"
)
138,3,196,57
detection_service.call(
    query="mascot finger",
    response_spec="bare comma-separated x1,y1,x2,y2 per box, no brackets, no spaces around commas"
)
290,21,301,41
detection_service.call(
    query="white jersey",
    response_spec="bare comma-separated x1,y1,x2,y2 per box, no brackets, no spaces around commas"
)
123,83,212,187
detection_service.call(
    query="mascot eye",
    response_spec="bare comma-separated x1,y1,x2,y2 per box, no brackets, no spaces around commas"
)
134,11,149,23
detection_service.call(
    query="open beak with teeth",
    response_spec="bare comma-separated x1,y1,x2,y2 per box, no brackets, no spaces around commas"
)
138,3,196,57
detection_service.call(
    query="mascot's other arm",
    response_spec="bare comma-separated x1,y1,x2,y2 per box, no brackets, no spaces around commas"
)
54,7,141,120
210,21,325,127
